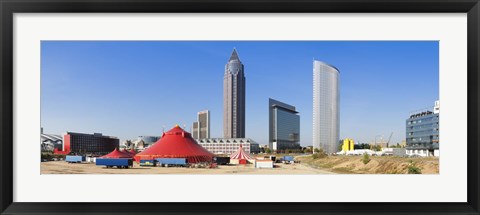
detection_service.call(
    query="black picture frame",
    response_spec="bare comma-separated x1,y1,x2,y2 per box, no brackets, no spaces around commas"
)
1,0,479,214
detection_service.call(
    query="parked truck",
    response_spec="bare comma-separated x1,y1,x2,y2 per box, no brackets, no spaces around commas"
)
155,158,187,167
96,158,133,169
66,155,85,163
139,159,157,167
214,157,230,165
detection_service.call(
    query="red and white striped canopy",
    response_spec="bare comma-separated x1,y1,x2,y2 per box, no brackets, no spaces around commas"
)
230,144,253,160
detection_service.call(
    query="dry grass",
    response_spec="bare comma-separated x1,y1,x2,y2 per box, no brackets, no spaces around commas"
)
296,155,439,174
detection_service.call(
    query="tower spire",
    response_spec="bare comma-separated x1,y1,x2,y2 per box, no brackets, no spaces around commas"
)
229,48,240,61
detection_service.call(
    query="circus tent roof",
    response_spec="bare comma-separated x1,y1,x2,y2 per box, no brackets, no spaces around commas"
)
121,148,135,157
101,148,132,158
134,125,214,163
230,144,254,160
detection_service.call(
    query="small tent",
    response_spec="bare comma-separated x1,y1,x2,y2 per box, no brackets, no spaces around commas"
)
101,148,132,158
230,144,255,164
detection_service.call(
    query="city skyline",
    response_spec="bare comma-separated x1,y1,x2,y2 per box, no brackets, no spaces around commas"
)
41,41,439,146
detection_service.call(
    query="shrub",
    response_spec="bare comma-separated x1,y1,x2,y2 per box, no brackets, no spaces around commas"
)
362,153,371,164
407,160,422,174
312,148,327,159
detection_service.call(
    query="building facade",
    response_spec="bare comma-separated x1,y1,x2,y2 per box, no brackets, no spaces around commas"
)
406,101,440,157
223,49,246,138
268,98,300,151
313,60,340,154
54,132,119,155
192,110,210,139
41,133,63,152
196,138,260,155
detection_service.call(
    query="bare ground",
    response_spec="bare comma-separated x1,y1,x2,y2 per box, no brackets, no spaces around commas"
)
40,161,335,174
296,155,439,174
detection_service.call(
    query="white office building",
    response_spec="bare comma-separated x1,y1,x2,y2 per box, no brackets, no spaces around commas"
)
313,60,340,154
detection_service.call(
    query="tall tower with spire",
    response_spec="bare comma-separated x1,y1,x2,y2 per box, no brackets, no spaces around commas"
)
223,48,246,138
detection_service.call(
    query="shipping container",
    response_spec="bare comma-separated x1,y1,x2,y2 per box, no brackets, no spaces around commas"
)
66,155,85,163
140,159,157,167
214,157,230,165
155,158,187,167
96,158,133,168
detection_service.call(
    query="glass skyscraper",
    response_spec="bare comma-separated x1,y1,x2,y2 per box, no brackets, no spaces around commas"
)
405,101,440,157
269,98,300,151
313,60,340,154
223,49,246,138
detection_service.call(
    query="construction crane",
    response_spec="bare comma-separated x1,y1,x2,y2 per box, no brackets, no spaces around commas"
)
386,132,393,148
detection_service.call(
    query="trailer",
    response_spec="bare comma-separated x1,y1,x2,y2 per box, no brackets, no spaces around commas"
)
155,158,187,167
96,158,133,169
139,159,157,167
214,157,230,165
255,160,274,168
66,155,85,163
85,156,96,163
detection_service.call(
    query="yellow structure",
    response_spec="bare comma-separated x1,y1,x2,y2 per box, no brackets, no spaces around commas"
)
342,138,355,151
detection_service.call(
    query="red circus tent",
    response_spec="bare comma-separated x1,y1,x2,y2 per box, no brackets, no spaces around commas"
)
122,148,136,157
134,125,214,163
101,148,132,158
230,144,254,164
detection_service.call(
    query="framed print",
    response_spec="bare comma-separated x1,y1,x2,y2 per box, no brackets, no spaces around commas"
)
1,0,479,214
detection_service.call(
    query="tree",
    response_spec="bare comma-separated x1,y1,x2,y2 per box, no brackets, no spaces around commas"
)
265,148,272,154
314,148,320,153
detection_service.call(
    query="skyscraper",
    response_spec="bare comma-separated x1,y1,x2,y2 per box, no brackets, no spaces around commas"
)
192,110,210,139
313,60,340,154
223,49,246,138
269,98,300,151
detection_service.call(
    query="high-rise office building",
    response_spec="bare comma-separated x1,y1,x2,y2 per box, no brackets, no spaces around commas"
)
313,60,340,154
269,98,300,151
405,100,440,157
192,110,210,139
223,48,246,138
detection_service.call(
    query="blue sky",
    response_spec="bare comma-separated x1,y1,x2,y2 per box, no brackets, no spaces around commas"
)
41,41,438,146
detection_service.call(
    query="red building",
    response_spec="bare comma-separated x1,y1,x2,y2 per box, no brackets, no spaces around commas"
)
54,132,119,155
